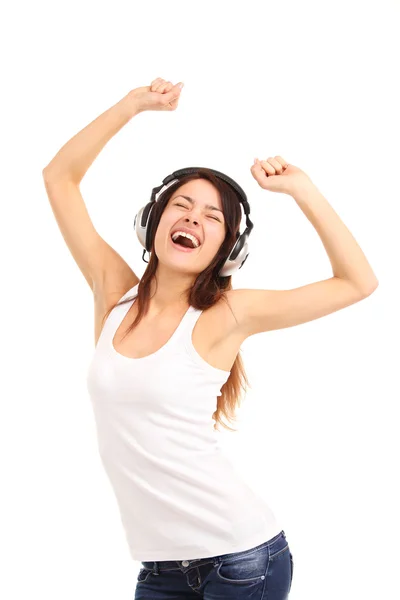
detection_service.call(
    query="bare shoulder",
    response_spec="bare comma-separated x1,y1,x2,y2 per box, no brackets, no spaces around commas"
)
191,289,249,373
207,289,242,333
197,288,252,341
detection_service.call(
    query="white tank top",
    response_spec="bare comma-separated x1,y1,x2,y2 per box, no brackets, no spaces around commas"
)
86,283,281,561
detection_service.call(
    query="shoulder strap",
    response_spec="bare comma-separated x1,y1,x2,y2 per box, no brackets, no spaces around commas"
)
97,283,139,345
175,305,202,345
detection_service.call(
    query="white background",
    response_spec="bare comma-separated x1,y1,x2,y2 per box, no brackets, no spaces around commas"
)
1,1,399,599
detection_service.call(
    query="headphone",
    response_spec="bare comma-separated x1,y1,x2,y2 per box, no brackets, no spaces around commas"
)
133,166,254,277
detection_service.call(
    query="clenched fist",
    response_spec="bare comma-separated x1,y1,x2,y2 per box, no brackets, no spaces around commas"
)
129,78,184,113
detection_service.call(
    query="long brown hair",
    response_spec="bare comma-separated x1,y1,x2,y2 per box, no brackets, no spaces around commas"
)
102,168,251,432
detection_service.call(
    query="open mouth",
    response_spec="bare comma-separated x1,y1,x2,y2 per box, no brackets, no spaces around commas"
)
170,232,201,252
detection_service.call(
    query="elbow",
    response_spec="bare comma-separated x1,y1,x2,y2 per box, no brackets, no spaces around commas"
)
361,279,379,297
42,167,55,181
42,167,76,185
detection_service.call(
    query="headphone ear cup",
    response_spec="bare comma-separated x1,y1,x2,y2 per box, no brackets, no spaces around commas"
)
218,234,249,277
134,202,154,251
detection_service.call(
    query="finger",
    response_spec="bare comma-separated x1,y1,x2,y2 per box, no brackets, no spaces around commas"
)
154,80,168,92
266,157,284,174
251,158,264,171
251,159,267,173
274,156,289,169
150,77,164,89
163,82,184,103
260,159,276,176
161,85,183,110
157,80,173,93
250,160,268,183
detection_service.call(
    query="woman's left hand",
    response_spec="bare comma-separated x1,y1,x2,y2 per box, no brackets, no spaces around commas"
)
250,155,314,196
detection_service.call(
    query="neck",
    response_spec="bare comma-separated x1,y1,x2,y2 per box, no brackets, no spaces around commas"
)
148,267,194,313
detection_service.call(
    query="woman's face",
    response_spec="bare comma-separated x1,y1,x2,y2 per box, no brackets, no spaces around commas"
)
154,178,227,275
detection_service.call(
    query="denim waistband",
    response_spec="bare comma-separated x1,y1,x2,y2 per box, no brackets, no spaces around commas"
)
141,530,286,574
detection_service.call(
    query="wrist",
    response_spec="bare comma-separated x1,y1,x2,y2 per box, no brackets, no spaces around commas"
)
292,183,321,205
119,90,143,120
290,179,317,201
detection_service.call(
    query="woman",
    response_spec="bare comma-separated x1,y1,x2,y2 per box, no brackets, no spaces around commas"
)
42,77,378,599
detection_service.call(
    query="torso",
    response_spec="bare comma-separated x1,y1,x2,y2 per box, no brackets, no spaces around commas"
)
94,283,247,373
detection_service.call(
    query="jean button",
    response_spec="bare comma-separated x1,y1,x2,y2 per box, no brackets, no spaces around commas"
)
182,560,189,567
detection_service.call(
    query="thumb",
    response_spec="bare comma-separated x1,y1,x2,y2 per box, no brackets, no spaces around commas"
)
164,81,184,101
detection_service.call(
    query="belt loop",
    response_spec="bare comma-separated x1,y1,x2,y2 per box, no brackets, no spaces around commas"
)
153,561,160,576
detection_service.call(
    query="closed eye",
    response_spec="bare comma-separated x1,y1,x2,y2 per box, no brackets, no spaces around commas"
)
175,203,221,222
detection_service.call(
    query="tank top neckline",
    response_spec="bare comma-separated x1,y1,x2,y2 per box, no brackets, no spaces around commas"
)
110,288,197,363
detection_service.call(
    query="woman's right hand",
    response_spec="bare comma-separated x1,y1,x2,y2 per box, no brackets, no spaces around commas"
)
129,78,184,113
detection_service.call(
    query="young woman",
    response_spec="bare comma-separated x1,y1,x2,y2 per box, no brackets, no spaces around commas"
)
43,77,378,599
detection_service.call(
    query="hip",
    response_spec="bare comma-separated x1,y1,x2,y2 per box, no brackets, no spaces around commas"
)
135,529,294,599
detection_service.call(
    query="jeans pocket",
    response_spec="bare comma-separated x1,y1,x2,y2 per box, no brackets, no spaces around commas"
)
216,550,267,584
137,567,152,583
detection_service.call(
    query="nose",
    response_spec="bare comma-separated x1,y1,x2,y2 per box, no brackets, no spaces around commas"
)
185,216,198,225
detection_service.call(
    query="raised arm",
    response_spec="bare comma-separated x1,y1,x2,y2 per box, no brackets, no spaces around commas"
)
42,90,141,295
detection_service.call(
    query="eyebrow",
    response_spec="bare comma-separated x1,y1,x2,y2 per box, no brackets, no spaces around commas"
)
174,195,224,214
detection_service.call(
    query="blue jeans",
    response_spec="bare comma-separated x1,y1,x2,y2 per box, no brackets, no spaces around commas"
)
134,529,294,599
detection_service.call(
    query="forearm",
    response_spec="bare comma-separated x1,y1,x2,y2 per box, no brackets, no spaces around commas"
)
292,184,378,294
42,91,140,185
